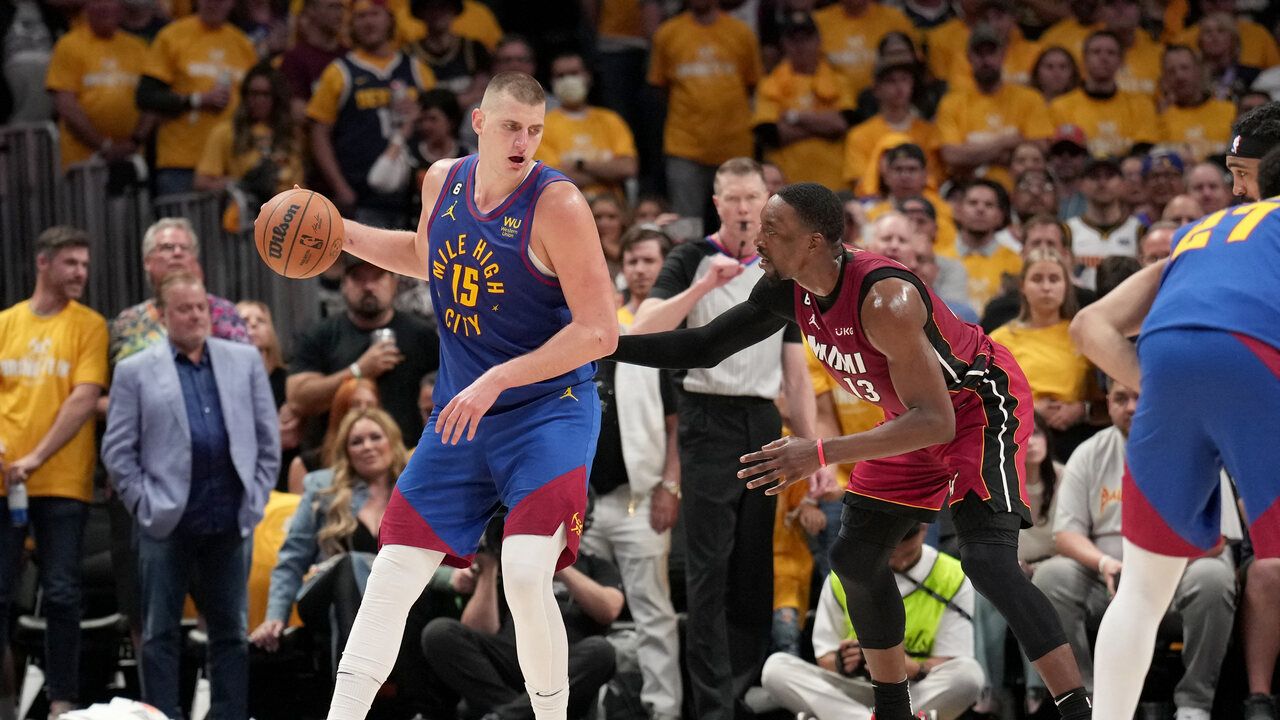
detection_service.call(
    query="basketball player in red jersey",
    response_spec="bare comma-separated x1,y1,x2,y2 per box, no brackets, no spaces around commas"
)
610,183,1092,720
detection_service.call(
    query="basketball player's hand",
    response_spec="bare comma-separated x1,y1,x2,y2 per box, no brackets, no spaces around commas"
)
435,370,505,444
695,255,744,293
356,340,404,379
739,436,820,496
249,619,285,652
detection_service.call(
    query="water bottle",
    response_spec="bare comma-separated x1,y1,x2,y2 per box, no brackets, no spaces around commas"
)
9,482,28,527
389,80,408,133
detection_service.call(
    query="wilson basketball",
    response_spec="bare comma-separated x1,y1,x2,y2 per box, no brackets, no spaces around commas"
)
254,188,344,279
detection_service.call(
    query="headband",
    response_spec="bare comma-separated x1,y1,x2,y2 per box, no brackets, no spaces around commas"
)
1228,133,1270,160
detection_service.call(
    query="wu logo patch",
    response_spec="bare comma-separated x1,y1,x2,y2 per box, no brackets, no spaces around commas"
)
501,215,521,238
441,200,457,221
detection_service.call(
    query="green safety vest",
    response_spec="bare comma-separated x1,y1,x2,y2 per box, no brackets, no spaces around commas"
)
829,552,966,660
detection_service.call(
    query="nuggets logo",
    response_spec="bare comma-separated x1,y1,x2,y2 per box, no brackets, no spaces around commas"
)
501,215,521,238
569,512,584,536
433,232,504,337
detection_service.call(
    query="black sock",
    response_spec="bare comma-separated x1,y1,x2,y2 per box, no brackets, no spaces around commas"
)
871,676,913,720
1053,687,1092,719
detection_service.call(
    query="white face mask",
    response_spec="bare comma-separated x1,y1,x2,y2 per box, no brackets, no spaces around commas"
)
552,74,589,105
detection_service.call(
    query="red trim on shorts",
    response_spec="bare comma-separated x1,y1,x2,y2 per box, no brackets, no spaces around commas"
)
378,487,475,569
1120,465,1207,558
1234,332,1280,379
504,466,588,571
1250,500,1280,559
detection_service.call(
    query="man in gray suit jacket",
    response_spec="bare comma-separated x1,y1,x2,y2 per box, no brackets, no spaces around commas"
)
102,271,279,720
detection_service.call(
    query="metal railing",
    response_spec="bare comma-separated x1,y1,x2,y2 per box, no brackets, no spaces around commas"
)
1,122,63,309
1,123,317,349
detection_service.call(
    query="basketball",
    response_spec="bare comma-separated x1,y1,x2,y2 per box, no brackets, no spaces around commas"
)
254,188,344,279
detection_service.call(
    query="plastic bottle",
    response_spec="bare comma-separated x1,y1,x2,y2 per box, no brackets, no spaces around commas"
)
9,482,28,527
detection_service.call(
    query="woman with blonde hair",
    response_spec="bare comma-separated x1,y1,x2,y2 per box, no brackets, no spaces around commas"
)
990,248,1100,459
250,408,408,666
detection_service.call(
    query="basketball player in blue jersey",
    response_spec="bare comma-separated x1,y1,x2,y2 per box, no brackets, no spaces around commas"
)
314,71,619,720
1070,114,1280,718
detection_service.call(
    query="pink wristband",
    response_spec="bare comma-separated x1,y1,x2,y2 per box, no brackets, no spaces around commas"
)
816,438,827,467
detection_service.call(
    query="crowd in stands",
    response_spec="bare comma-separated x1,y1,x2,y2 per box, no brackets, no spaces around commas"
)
2,0,1280,719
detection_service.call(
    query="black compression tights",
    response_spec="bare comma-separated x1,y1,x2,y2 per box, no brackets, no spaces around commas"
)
827,508,918,650
830,500,1068,660
958,539,1068,661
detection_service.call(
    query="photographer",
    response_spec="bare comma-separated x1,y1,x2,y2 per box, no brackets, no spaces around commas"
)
761,524,984,720
420,512,622,720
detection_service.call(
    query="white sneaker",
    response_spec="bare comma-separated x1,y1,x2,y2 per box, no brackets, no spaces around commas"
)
1175,708,1212,720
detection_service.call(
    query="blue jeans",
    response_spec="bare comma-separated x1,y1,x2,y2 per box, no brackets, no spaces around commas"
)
0,496,88,703
137,528,251,720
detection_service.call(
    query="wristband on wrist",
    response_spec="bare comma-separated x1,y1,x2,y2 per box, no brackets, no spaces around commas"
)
1097,555,1111,575
816,438,827,467
349,362,362,379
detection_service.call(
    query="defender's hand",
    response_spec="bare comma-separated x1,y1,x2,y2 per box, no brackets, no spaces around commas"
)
739,436,821,496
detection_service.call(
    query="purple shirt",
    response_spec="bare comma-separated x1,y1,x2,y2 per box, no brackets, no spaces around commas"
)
279,38,346,101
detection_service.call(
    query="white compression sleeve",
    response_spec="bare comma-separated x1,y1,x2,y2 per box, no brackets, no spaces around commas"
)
328,544,446,720
1092,539,1188,719
501,527,571,720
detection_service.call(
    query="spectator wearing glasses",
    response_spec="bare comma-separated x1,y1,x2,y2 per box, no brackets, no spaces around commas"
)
108,218,250,367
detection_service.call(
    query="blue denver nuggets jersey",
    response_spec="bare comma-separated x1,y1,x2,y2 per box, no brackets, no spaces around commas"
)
427,155,594,411
332,52,427,199
1142,198,1280,350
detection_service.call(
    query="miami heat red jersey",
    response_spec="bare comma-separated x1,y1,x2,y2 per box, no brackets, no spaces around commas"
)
797,250,1035,522
795,250,994,418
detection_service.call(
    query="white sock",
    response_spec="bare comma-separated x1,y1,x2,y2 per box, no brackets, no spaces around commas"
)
328,544,445,720
502,528,570,720
1093,540,1187,719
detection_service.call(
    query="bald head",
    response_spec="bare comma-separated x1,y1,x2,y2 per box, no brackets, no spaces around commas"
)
1161,194,1204,227
866,213,916,264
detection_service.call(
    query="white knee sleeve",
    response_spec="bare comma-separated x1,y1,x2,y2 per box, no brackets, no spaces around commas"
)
502,528,570,719
328,544,444,720
1092,540,1187,720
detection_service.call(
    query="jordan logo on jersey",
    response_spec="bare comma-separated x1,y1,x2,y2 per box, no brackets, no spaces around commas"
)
441,201,457,221
433,232,505,337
